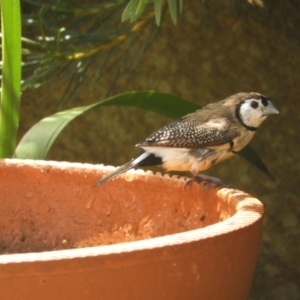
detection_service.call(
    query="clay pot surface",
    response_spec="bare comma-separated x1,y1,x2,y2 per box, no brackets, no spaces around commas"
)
0,159,264,300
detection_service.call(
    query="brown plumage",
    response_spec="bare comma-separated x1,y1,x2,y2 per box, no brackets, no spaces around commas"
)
95,92,279,187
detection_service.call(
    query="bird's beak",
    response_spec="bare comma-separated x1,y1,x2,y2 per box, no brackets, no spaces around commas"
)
262,100,279,116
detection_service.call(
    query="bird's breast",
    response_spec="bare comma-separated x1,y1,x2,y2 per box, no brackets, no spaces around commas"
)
232,130,256,152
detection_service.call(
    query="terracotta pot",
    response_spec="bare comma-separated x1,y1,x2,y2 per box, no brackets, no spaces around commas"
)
0,159,264,300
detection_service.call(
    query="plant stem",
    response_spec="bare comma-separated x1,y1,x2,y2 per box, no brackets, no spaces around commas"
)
0,0,22,158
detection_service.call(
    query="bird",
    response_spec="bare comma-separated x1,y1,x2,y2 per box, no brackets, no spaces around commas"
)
94,92,279,187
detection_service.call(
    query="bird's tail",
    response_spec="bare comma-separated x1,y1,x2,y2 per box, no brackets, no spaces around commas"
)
94,160,135,187
94,152,162,187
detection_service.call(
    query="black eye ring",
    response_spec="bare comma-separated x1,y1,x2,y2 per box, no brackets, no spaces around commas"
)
261,96,269,106
251,101,259,109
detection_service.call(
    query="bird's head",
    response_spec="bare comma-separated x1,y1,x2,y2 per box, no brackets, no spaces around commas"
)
237,93,279,129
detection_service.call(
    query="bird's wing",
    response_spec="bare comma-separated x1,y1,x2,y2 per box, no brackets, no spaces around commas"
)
138,114,240,149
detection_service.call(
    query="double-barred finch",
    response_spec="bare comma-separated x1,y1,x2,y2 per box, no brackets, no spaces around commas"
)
94,92,279,187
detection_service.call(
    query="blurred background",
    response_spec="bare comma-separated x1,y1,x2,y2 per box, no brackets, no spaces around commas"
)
12,0,300,298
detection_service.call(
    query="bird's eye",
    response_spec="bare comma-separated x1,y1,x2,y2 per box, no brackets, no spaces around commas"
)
261,96,269,106
251,101,259,109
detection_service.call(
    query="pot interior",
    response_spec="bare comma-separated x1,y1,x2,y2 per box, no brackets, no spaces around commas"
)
0,161,237,254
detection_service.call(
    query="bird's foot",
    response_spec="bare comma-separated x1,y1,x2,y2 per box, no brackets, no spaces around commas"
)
184,174,235,190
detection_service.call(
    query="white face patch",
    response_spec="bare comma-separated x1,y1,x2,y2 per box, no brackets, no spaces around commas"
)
239,99,267,128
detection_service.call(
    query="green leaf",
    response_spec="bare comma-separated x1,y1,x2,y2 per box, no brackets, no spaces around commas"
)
14,91,198,159
14,90,274,180
136,0,147,15
121,0,139,22
168,0,178,25
179,0,183,14
0,0,22,158
239,146,275,181
121,0,147,23
130,8,146,23
154,0,164,26
122,0,183,25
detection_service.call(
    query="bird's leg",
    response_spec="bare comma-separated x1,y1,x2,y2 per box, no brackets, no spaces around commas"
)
184,173,235,189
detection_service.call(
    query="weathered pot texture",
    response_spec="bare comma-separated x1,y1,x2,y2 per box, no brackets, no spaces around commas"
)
0,159,264,300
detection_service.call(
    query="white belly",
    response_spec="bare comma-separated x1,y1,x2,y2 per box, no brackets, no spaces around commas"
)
142,146,234,175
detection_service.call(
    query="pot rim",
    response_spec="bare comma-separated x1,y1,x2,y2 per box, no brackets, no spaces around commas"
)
0,159,264,264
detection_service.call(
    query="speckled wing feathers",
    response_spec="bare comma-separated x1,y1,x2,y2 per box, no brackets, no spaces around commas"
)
138,104,240,149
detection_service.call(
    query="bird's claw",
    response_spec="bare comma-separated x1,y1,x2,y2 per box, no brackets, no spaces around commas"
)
184,174,235,190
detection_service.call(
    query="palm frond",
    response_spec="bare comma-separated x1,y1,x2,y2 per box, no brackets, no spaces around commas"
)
20,0,158,104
